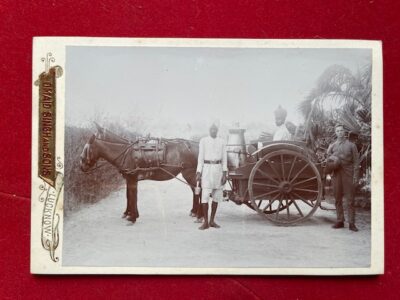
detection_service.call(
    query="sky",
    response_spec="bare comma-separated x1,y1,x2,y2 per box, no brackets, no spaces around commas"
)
65,46,371,140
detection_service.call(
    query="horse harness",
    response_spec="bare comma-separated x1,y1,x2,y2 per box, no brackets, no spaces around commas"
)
85,136,197,188
127,138,166,169
120,138,197,188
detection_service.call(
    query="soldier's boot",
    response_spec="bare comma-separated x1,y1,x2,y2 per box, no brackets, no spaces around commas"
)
332,221,344,229
209,201,220,228
349,223,359,232
198,203,209,230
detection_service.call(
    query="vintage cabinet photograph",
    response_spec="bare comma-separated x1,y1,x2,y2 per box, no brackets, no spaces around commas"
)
31,38,383,274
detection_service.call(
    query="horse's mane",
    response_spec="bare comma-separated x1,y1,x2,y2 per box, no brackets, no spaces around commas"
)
98,128,131,144
96,125,199,146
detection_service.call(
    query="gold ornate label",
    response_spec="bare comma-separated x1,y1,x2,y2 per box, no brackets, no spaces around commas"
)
35,53,64,262
36,53,63,187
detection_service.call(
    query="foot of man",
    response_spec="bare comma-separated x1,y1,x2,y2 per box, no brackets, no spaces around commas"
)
332,221,344,229
209,222,220,228
198,223,209,230
349,224,359,232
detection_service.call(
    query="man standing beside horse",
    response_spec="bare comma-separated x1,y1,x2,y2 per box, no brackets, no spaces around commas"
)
196,120,228,230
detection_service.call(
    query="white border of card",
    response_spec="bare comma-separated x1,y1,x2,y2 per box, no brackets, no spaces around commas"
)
31,38,383,275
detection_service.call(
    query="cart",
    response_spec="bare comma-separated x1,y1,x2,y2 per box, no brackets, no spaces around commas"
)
226,129,325,226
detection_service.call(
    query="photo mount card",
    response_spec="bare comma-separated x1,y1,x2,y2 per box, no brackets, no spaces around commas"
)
31,38,383,275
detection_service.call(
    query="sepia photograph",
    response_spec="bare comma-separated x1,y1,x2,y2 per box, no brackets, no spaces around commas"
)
31,38,383,274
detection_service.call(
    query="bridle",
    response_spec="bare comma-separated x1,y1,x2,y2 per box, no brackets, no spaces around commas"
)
81,136,137,174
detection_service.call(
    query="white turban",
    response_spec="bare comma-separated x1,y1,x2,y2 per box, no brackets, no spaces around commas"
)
274,105,287,119
208,118,220,129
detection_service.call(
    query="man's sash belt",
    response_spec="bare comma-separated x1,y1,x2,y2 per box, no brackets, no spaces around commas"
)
204,160,222,164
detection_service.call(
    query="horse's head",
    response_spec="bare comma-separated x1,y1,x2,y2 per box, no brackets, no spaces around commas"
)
80,134,100,172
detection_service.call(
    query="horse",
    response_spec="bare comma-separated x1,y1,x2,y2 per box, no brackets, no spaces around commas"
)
79,125,202,223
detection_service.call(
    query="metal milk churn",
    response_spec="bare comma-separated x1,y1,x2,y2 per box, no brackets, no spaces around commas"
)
227,128,247,170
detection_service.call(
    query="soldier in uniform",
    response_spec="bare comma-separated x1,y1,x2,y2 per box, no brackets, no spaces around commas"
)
327,124,360,232
196,120,228,230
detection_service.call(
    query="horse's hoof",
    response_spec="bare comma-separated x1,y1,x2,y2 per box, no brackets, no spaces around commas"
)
122,214,128,219
127,216,136,223
190,212,196,217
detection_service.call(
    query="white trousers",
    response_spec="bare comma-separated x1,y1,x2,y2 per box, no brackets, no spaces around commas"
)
201,188,223,204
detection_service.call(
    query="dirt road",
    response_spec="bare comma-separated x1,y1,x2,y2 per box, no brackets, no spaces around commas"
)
63,178,371,268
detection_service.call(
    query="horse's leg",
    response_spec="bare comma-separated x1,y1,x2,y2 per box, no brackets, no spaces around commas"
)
196,190,203,220
126,176,138,223
191,188,197,217
181,168,202,219
134,186,139,219
181,169,197,216
122,179,130,218
189,186,201,218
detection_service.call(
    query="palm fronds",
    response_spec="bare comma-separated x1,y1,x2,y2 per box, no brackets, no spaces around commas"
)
298,63,372,151
340,103,361,134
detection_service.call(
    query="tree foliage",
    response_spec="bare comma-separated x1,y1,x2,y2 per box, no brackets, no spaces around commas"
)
298,64,372,193
299,64,371,154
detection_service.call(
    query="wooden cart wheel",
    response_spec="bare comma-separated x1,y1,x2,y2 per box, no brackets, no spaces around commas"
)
248,149,322,225
244,194,290,214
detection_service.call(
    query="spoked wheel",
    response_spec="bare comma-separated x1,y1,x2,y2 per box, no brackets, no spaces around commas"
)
244,195,290,214
248,149,322,225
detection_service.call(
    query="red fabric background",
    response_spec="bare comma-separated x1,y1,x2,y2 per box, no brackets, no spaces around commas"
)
0,0,399,299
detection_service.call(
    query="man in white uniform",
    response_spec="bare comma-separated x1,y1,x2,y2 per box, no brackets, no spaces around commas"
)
273,105,292,141
196,121,228,230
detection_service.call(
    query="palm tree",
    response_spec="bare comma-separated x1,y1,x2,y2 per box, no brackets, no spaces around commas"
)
298,64,372,193
299,64,371,151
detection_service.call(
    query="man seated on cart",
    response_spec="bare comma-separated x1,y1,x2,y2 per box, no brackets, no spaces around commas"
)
273,105,292,141
256,106,294,151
